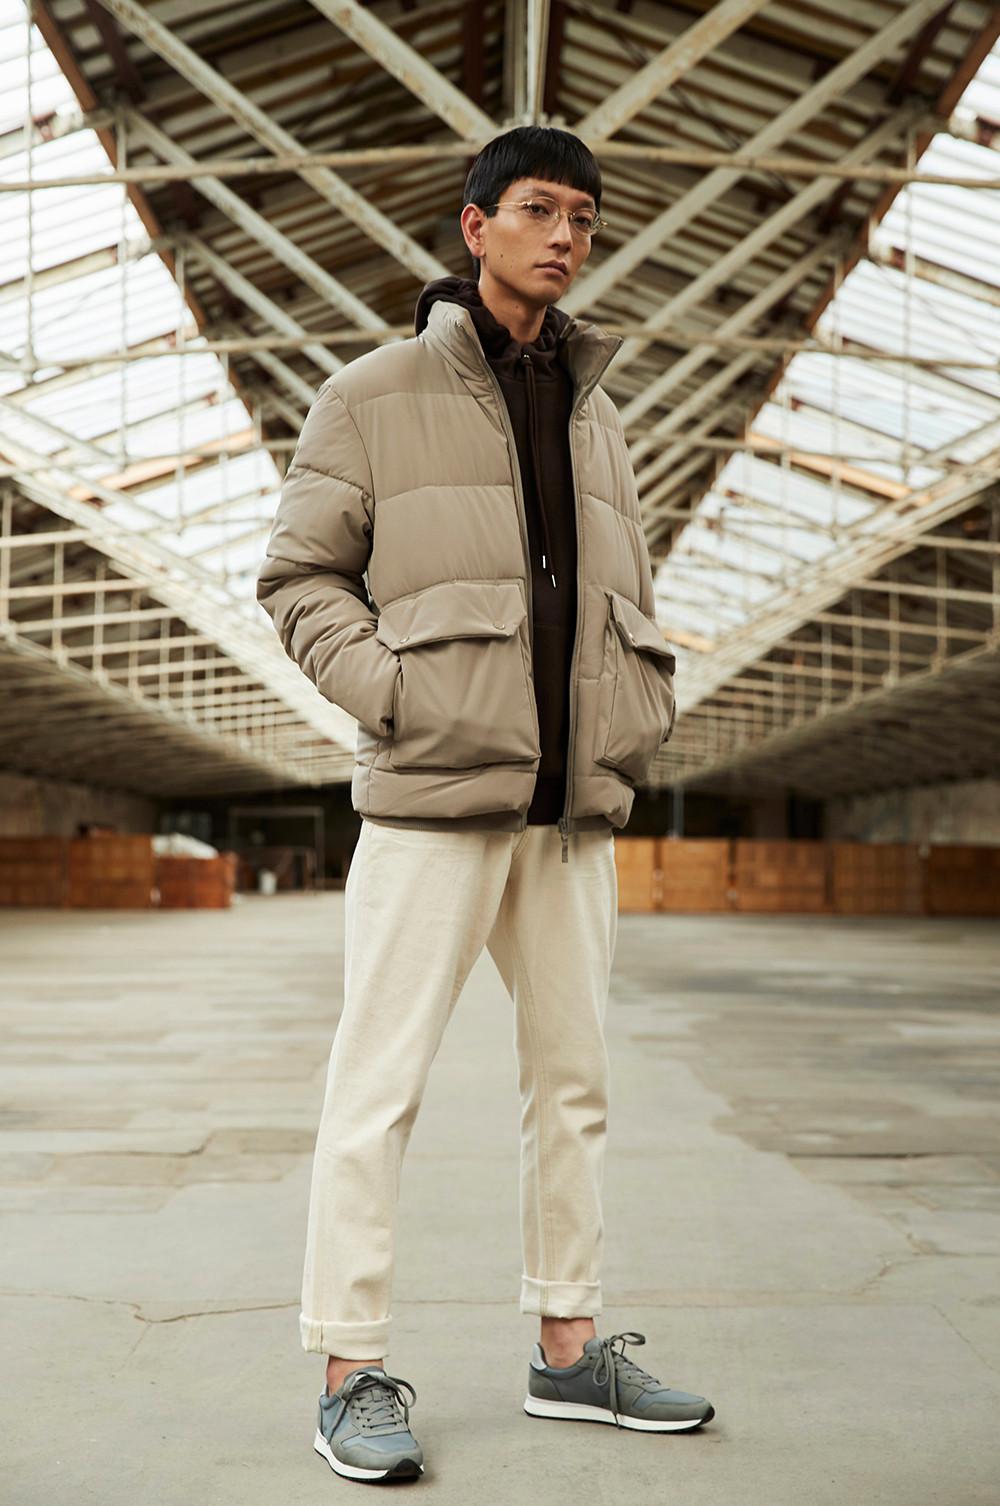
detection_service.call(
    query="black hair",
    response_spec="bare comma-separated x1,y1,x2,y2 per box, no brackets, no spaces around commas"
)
462,125,602,278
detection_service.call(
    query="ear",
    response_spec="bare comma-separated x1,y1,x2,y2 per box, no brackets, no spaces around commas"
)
460,202,487,261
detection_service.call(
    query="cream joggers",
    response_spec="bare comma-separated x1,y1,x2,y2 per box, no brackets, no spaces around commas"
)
299,819,619,1360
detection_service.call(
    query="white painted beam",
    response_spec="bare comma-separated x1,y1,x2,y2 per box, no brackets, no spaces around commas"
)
98,0,449,284
306,0,496,140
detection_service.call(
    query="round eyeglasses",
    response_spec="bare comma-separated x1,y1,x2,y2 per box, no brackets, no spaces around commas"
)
481,194,607,238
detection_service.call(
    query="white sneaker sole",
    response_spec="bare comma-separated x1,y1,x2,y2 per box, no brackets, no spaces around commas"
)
523,1395,714,1432
314,1427,424,1479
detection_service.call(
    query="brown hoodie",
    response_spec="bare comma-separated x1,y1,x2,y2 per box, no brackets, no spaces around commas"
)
414,275,577,825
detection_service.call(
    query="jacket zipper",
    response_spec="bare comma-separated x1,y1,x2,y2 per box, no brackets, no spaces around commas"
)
477,359,536,833
557,406,585,863
469,326,617,857
556,346,626,861
522,350,557,588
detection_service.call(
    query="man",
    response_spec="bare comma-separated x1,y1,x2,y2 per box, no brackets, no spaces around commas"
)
256,124,714,1484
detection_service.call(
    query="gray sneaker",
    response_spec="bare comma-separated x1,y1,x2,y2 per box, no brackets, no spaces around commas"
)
524,1329,715,1432
314,1366,424,1481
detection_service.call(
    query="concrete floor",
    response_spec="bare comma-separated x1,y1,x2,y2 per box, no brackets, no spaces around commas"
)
2,894,999,1505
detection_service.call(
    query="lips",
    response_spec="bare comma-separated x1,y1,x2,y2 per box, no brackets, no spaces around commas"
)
538,262,567,275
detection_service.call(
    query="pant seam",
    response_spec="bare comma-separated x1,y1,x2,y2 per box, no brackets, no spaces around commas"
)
304,819,378,1354
503,908,557,1290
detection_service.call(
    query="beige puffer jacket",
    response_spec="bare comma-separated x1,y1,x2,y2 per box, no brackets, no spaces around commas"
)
256,298,676,862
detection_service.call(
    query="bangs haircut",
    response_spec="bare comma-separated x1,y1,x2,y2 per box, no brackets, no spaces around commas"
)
463,125,603,276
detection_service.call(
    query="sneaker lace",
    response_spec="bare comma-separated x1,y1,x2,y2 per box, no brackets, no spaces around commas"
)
592,1331,660,1429
339,1369,417,1436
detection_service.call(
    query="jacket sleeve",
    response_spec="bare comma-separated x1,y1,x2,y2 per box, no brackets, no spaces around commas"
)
606,394,678,742
605,397,662,622
256,380,399,736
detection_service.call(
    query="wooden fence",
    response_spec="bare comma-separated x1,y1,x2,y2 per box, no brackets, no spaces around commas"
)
0,835,237,910
614,837,1000,917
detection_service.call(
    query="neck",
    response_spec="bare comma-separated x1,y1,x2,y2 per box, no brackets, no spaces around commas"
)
477,269,547,347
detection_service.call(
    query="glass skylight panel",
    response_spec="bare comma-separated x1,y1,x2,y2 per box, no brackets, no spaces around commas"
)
14,353,227,445
678,527,791,579
693,491,827,563
754,402,943,490
959,48,1000,117
663,578,747,624
1,137,130,281
0,38,65,132
111,395,253,458
217,535,280,578
752,400,930,473
653,38,1000,665
55,263,184,357
133,450,272,522
819,264,997,363
747,517,828,563
2,0,282,599
784,352,985,449
167,511,280,561
728,450,877,526
654,601,724,642
2,260,187,366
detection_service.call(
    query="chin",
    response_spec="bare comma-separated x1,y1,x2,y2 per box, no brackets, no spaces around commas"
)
530,273,570,301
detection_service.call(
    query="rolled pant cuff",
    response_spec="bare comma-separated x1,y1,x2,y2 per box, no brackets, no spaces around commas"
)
300,1313,392,1358
520,1276,603,1318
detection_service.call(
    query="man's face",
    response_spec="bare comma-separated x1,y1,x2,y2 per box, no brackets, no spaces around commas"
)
466,176,597,301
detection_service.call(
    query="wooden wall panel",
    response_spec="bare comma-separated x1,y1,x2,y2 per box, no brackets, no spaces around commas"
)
67,835,155,909
659,838,731,912
924,845,1000,916
154,853,236,909
831,842,924,915
613,836,659,912
732,840,831,913
0,836,70,907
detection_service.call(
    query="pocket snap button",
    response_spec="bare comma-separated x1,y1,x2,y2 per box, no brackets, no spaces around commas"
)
399,634,409,642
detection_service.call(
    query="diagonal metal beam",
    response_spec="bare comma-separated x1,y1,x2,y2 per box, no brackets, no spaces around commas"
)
632,353,760,509
127,113,386,331
624,233,849,462
526,0,551,122
575,0,771,141
675,445,1000,708
180,233,340,384
306,0,496,139
565,0,948,320
4,459,353,750
603,102,927,401
665,641,1000,791
98,0,449,286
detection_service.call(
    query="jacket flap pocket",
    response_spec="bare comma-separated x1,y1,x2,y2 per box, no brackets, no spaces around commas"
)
375,580,526,653
608,591,676,669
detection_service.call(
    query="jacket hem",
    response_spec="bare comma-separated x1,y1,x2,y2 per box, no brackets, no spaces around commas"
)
360,812,614,835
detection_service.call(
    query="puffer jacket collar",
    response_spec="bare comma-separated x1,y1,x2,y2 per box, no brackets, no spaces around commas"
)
414,274,565,380
417,283,622,411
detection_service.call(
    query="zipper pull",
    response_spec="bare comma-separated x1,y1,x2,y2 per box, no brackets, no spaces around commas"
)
520,348,555,585
558,818,569,863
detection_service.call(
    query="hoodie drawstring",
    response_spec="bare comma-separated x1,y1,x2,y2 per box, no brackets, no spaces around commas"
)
522,350,557,589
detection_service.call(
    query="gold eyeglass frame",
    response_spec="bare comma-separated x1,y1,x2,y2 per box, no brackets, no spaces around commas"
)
481,194,608,237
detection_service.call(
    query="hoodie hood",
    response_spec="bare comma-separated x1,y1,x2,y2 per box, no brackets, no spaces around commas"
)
413,274,571,381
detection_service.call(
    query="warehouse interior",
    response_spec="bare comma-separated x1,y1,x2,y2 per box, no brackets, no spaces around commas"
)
3,3,1000,1502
